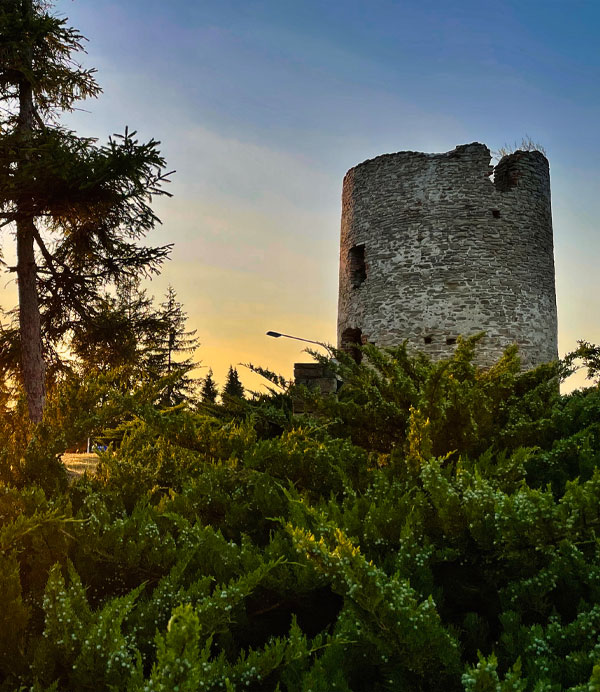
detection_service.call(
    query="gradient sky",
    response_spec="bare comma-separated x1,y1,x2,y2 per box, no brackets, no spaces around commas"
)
5,0,600,391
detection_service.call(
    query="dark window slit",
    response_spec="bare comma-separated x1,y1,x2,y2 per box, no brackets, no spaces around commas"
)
348,244,367,288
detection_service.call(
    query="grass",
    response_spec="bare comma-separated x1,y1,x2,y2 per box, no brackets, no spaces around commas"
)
61,452,99,480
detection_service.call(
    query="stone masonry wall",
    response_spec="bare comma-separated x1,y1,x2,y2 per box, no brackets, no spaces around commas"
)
337,143,558,369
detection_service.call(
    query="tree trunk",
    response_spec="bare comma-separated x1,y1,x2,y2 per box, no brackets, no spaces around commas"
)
16,219,46,423
16,0,46,423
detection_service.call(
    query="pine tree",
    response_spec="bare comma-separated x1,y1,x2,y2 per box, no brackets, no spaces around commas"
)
222,366,244,400
200,369,218,404
70,279,161,374
146,286,200,407
0,0,172,421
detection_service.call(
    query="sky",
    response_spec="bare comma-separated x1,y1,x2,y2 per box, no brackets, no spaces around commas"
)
5,0,600,391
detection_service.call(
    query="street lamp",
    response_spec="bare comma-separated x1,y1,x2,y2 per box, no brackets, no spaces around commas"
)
266,330,327,348
267,330,342,393
267,331,343,393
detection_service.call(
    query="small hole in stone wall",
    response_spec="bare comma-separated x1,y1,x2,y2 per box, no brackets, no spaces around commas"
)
492,209,501,218
341,327,363,364
446,337,457,345
348,245,367,288
424,336,433,345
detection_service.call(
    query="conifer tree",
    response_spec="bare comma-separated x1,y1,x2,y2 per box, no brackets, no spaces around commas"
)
70,278,161,374
147,286,200,407
0,0,172,421
222,366,244,400
200,369,218,404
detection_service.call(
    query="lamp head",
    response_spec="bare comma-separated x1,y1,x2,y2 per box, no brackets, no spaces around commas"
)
266,331,282,338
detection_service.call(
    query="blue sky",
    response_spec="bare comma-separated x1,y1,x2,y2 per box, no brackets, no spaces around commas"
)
35,0,600,388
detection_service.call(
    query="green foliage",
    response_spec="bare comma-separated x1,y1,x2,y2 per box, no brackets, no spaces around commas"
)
244,429,369,499
148,607,335,692
0,553,29,679
0,0,172,422
0,0,101,120
70,279,162,375
0,126,173,373
300,335,560,459
0,401,67,490
0,340,599,690
287,514,461,689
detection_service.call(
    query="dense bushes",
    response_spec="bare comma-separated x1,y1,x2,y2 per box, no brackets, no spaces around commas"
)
1,339,600,690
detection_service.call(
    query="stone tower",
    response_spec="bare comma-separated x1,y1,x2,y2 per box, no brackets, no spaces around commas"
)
337,143,558,368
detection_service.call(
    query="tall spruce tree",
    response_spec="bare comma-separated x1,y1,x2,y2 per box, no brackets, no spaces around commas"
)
0,0,172,421
200,369,218,404
147,286,199,407
222,365,244,400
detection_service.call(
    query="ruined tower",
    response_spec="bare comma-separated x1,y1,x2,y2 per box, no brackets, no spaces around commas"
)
337,143,558,368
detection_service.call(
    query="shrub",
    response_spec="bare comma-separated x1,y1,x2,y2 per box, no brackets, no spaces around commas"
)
1,341,599,690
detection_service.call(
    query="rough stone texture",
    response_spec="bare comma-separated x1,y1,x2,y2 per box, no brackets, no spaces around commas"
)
337,143,558,369
293,362,338,412
294,363,337,394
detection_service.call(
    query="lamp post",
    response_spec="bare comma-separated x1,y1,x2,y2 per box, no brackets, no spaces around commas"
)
266,330,327,349
266,331,342,400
